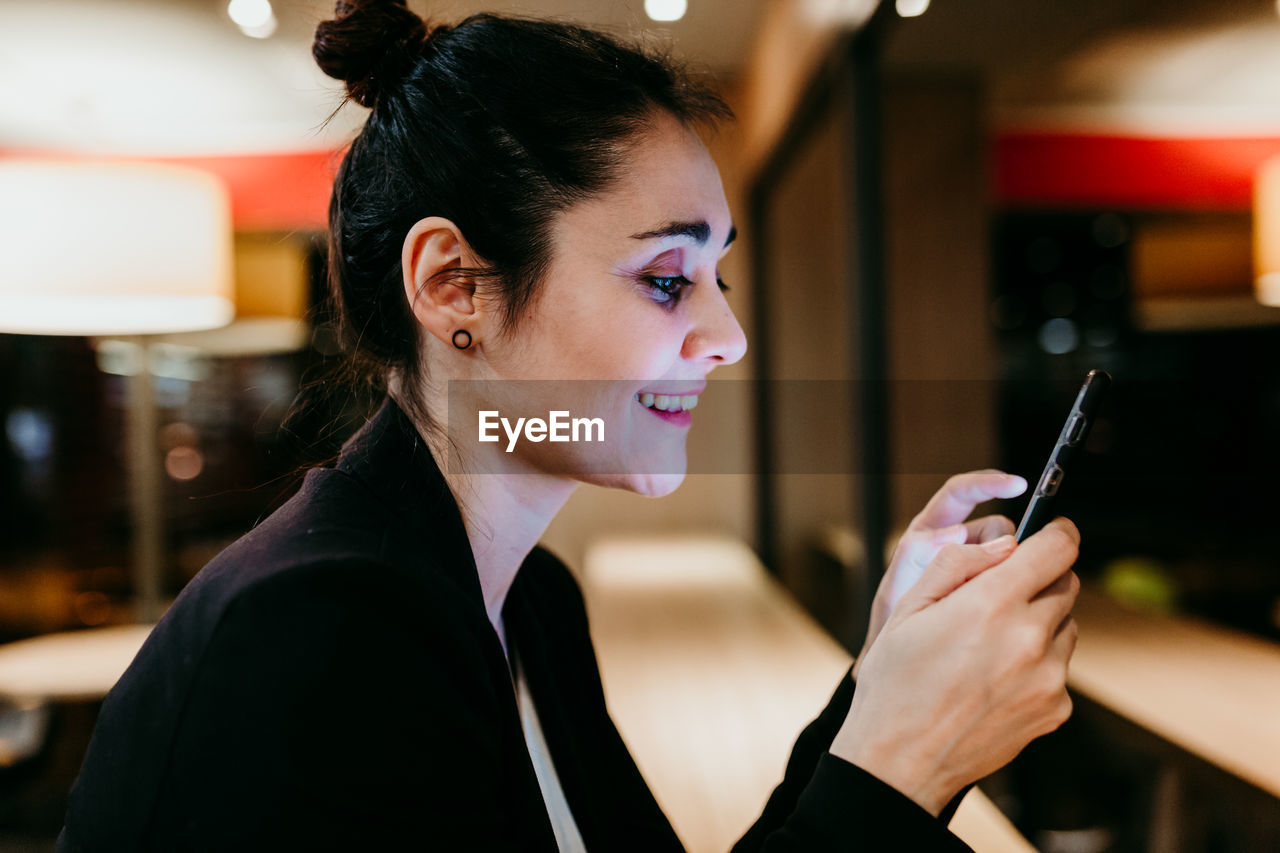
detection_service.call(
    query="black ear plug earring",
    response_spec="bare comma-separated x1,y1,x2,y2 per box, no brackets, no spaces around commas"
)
452,329,472,350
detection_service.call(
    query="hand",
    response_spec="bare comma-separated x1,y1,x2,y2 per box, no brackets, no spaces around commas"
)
854,470,1027,679
830,518,1081,816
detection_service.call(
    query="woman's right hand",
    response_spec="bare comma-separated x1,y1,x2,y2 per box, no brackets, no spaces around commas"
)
828,518,1081,816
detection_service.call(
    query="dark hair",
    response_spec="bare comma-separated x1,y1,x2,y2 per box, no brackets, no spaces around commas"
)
308,1,731,433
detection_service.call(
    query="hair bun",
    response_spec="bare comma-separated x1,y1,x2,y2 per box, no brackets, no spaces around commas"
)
313,0,428,108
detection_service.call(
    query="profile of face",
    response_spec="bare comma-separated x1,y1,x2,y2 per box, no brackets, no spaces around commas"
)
415,111,747,496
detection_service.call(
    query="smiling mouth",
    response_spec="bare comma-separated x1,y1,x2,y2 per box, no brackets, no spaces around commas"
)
634,392,699,412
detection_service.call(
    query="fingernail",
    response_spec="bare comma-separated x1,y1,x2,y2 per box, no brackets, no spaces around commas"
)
1007,475,1027,490
982,535,1015,553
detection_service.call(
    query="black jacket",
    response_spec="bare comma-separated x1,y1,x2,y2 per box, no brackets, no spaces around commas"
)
58,399,972,851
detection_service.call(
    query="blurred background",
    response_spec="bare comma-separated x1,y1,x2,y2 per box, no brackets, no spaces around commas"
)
2,0,1279,850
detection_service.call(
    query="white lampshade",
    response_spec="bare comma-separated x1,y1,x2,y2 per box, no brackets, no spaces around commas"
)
0,159,235,335
1254,155,1280,308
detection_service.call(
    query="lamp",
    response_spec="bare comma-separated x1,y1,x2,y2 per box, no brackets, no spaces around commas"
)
1253,155,1280,308
0,159,234,622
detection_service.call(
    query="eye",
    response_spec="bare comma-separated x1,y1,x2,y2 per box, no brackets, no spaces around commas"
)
717,277,730,292
644,275,692,305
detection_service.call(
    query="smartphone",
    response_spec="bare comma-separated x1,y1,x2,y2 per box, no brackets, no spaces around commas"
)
1014,369,1111,542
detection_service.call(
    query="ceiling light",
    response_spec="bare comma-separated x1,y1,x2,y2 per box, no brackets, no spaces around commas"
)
896,0,930,17
645,0,688,23
227,0,277,38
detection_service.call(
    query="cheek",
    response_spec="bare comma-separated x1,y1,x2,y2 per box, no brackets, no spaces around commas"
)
581,325,676,378
553,300,683,379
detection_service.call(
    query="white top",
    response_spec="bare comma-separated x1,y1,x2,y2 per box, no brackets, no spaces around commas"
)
513,653,589,853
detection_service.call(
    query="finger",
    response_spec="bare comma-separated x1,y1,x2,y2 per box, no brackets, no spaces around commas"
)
963,514,1016,544
1031,571,1080,646
912,470,1028,530
930,523,970,547
992,517,1081,602
1047,615,1079,670
897,536,1017,615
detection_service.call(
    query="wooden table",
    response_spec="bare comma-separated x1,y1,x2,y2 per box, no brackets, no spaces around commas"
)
580,533,1034,853
1070,585,1280,798
0,624,152,703
0,624,152,770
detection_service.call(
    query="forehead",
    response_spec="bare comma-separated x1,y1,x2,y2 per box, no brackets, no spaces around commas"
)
553,114,730,247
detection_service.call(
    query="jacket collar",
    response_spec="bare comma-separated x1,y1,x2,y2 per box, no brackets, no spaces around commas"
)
332,397,682,849
334,397,488,614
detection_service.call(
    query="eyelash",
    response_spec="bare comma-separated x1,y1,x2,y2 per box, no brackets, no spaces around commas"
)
644,275,731,306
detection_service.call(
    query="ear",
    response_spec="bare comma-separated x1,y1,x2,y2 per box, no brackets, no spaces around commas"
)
401,216,477,347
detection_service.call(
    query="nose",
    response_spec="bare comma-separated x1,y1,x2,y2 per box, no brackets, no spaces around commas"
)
681,274,748,367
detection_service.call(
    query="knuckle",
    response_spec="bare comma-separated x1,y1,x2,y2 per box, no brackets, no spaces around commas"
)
1013,625,1045,665
1038,703,1071,737
1063,617,1080,652
1039,667,1067,700
1055,692,1074,726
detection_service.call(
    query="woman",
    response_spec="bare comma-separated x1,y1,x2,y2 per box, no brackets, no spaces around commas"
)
58,3,1080,850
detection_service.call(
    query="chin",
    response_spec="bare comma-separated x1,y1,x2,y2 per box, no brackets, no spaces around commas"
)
581,455,688,497
624,442,689,496
628,470,687,497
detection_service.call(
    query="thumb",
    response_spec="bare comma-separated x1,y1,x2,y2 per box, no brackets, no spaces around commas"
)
895,535,1016,615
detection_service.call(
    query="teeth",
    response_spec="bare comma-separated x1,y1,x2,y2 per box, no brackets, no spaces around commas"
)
633,392,700,412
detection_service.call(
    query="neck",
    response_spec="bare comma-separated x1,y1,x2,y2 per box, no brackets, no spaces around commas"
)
445,466,578,629
401,378,578,640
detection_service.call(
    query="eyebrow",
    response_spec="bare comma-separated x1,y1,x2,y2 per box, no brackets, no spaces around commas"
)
630,221,738,248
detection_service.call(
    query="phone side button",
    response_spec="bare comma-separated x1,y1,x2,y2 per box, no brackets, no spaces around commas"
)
1041,464,1065,496
1066,412,1087,445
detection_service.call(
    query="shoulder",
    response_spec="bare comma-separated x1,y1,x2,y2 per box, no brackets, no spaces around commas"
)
137,555,506,848
177,463,494,695
172,462,476,629
196,467,395,583
108,465,493,741
180,549,497,715
185,556,497,721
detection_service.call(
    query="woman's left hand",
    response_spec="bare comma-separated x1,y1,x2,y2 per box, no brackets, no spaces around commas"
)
853,469,1027,678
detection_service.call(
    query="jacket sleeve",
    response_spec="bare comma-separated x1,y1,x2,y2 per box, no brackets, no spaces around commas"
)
146,560,517,852
730,667,976,853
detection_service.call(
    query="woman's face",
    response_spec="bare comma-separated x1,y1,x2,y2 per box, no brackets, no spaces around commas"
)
461,111,747,496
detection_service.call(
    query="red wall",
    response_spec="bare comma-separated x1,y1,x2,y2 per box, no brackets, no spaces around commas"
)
12,133,1280,227
993,133,1280,210
0,148,341,231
